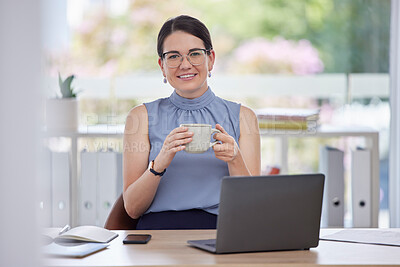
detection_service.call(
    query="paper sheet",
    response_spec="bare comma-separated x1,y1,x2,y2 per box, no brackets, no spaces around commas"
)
321,229,400,246
42,242,108,258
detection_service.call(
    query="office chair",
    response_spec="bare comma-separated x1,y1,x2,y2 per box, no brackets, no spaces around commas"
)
104,193,139,230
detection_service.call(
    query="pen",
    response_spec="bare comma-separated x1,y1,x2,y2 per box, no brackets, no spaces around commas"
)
59,224,71,235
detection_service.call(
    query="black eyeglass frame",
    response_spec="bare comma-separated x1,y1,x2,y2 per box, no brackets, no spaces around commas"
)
161,48,211,68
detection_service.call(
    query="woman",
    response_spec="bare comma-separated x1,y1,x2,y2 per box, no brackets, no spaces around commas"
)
123,15,260,229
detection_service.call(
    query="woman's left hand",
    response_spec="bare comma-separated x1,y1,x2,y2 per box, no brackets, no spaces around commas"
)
212,124,239,163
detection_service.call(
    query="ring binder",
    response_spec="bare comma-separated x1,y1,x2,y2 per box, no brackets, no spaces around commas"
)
319,146,344,227
351,148,372,227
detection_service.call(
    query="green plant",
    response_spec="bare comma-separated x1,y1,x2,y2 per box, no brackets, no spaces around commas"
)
58,73,79,98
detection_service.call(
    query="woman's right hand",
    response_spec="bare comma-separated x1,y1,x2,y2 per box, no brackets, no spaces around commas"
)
153,126,193,172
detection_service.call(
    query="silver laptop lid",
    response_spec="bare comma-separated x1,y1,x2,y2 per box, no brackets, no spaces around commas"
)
215,174,324,253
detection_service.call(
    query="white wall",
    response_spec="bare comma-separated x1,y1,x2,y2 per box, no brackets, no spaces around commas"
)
0,0,41,266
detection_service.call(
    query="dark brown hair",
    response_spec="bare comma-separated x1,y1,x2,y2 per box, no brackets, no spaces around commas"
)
157,15,213,57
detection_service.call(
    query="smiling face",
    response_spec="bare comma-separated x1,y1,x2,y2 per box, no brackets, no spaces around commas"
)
158,31,215,99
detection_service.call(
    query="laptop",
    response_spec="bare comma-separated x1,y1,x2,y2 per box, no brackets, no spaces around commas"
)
187,174,325,254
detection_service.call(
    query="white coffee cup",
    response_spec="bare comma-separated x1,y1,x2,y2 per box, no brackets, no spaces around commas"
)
180,124,221,154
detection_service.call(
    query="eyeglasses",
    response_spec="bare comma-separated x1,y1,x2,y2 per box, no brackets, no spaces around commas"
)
162,49,209,68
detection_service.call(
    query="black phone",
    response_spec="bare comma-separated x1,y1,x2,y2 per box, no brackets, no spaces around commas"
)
123,234,152,244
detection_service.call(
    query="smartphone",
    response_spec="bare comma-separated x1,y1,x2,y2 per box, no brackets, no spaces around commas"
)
123,234,152,244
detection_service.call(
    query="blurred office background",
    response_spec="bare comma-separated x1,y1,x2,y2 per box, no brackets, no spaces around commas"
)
40,0,391,228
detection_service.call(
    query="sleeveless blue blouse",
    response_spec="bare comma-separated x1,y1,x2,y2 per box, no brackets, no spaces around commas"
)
143,87,241,215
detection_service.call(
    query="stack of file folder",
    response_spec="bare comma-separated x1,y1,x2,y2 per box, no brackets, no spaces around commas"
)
256,108,320,131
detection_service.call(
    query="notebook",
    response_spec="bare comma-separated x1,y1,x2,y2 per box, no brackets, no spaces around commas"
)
187,174,325,254
42,225,118,243
41,225,118,258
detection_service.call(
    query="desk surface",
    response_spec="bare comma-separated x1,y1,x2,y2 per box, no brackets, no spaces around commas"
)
45,229,400,267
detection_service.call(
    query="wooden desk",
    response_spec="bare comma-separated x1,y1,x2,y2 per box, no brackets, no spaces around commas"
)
45,229,400,266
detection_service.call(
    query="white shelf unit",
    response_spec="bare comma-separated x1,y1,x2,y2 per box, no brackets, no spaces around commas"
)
45,124,379,227
260,124,380,227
